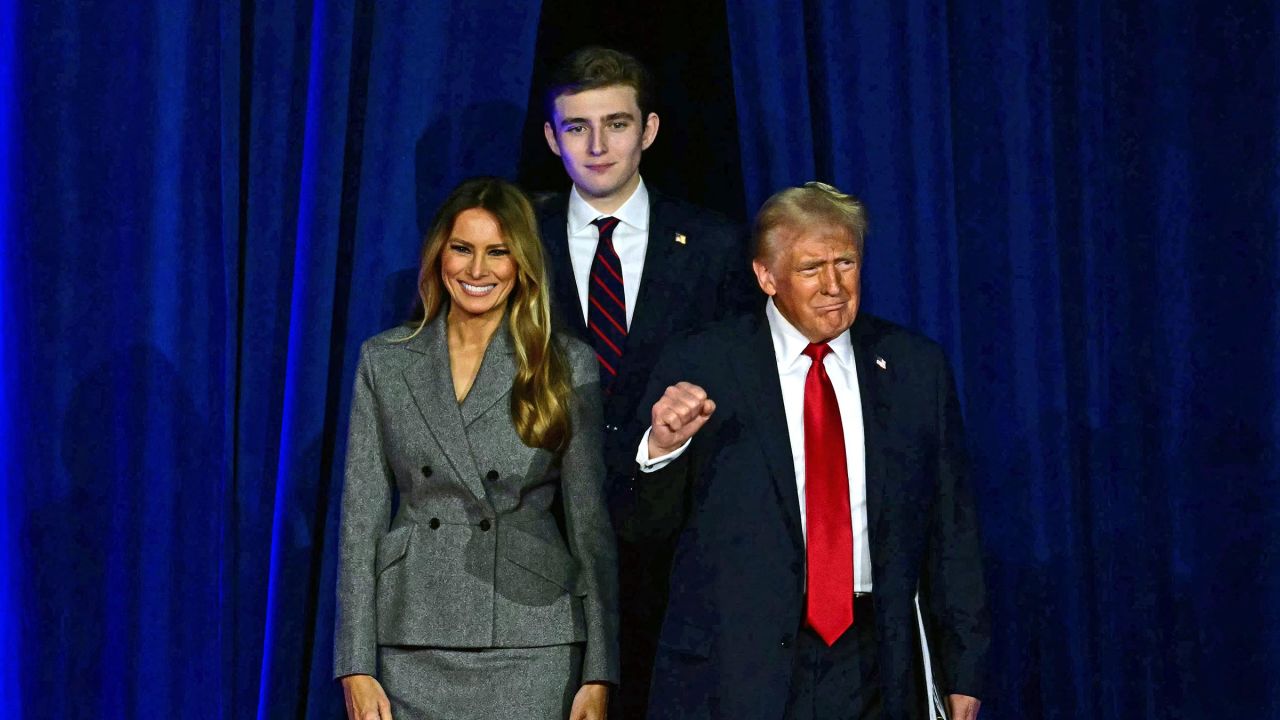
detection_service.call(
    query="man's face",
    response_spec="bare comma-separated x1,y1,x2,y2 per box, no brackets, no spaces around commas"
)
544,85,659,212
752,226,861,343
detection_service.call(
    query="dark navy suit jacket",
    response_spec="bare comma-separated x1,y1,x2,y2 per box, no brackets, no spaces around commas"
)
535,188,758,491
618,312,990,720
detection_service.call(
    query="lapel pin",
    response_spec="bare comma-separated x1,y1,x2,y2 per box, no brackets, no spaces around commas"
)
674,232,687,245
876,356,888,370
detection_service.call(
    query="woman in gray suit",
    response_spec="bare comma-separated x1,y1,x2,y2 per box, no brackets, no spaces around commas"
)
335,178,618,720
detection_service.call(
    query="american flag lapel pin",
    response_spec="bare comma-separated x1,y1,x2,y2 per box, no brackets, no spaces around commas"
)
674,232,687,245
876,356,888,370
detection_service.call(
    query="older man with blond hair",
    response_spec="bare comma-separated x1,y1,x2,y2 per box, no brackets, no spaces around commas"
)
618,182,990,719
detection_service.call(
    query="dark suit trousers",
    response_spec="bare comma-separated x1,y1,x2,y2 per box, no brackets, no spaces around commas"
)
785,595,883,720
616,537,676,720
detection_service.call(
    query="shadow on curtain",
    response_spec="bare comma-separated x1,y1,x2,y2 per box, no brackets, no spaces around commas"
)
3,1,542,717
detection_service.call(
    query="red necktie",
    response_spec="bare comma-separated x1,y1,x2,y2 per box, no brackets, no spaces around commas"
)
802,342,854,646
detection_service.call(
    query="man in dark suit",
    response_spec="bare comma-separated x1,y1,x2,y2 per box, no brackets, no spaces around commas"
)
623,182,990,719
537,46,757,719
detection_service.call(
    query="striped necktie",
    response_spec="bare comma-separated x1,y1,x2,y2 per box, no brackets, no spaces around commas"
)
587,216,626,391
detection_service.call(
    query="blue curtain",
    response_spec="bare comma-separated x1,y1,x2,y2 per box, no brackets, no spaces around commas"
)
727,1,1279,718
2,1,542,717
5,1,1279,718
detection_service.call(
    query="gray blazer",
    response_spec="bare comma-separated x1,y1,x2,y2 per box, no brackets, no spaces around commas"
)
333,313,619,685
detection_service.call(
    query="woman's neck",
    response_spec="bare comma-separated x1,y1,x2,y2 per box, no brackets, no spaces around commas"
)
445,305,504,350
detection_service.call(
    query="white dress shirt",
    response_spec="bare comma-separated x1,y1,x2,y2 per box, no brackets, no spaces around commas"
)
637,299,873,592
567,179,650,328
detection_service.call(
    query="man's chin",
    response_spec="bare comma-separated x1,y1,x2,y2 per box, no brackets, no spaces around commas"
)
577,181,621,200
821,317,856,338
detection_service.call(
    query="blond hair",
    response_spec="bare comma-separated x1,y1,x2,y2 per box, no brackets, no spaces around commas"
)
753,181,868,261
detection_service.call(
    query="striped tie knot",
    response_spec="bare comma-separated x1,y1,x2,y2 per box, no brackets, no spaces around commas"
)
592,216,621,238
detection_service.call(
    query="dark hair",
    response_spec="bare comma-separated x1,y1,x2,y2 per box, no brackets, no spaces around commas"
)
544,46,656,124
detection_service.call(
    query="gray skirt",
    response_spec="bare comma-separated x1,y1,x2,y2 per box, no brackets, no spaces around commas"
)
378,643,583,720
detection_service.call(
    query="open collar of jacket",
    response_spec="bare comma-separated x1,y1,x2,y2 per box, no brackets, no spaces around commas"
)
540,187,699,350
729,311,894,557
399,309,515,506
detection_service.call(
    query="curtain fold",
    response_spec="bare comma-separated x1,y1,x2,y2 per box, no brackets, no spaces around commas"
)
0,0,23,712
4,1,543,717
726,1,1280,717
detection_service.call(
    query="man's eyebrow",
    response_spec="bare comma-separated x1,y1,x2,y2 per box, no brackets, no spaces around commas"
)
559,111,637,128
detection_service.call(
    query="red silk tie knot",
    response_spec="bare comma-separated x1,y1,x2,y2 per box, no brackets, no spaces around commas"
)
802,342,831,364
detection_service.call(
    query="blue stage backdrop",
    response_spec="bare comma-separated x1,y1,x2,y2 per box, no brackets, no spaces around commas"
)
3,1,1278,718
3,0,542,718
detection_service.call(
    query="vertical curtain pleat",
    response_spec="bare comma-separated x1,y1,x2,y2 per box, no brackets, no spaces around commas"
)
6,1,544,717
10,2,231,717
0,0,23,710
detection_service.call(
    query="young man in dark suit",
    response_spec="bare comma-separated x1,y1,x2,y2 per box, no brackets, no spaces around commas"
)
626,182,990,719
538,46,756,720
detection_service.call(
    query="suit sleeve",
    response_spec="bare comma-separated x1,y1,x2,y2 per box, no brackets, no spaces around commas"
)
921,354,991,699
333,343,394,679
611,336,699,543
560,342,621,684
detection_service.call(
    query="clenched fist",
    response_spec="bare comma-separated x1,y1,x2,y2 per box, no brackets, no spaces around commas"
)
648,382,716,457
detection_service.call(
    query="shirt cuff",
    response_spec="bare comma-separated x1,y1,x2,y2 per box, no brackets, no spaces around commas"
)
636,427,691,472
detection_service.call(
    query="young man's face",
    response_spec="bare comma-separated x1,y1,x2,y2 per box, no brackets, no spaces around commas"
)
544,84,660,213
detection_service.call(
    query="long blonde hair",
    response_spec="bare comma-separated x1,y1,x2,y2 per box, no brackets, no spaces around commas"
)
409,177,573,451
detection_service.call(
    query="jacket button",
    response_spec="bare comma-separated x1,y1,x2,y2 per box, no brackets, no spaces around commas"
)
421,465,432,478
479,519,492,531
780,634,792,648
429,518,440,529
486,469,499,481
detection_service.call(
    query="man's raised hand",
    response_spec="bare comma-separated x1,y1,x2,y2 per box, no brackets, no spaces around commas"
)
648,382,716,457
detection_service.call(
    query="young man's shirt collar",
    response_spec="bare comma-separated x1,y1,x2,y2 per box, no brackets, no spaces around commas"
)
568,177,650,234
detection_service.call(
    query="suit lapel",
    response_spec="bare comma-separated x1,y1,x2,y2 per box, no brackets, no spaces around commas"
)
539,195,587,336
627,190,693,354
850,316,890,544
400,313,486,503
732,315,805,552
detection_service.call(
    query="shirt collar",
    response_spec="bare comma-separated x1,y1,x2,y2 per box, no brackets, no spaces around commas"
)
765,298,855,372
568,177,650,235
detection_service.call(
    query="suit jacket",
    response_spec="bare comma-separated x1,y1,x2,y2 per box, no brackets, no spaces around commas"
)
619,312,990,719
333,313,620,685
536,187,758,489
